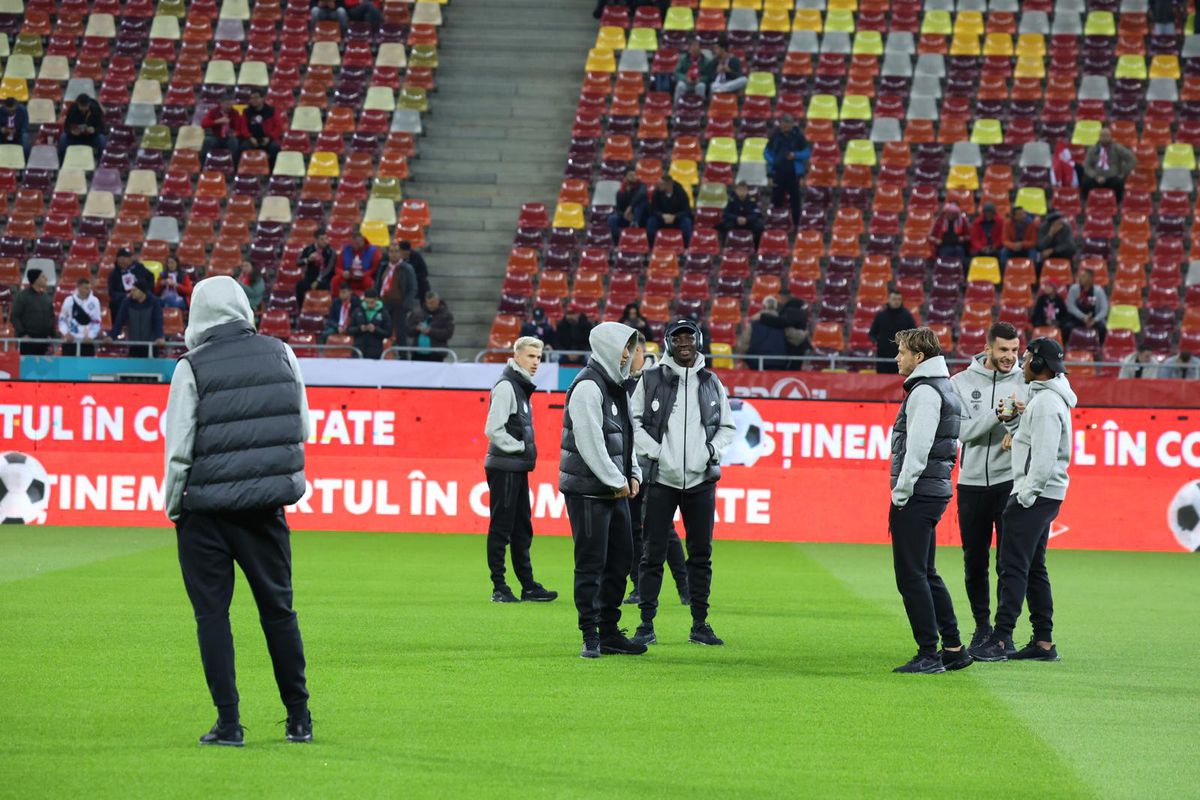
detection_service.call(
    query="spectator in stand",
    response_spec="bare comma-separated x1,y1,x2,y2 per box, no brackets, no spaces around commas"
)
707,42,748,95
520,307,556,349
1119,346,1161,379
156,256,193,310
58,277,103,356
323,284,360,341
1081,126,1136,203
1065,267,1108,345
765,115,810,226
407,291,456,362
721,180,763,246
619,302,651,340
674,40,713,103
646,175,693,248
375,242,418,349
331,231,383,295
11,267,55,355
237,261,266,313
110,280,164,358
929,202,971,262
349,288,392,360
59,93,105,159
200,97,247,165
310,0,348,29
1161,351,1200,380
1151,0,1178,34
1052,140,1079,188
1001,207,1040,267
555,304,593,365
1031,281,1071,342
343,0,383,27
775,290,811,362
240,90,284,167
969,203,1004,261
396,240,431,301
108,248,156,317
1036,210,1077,263
608,168,648,245
743,296,789,371
0,97,30,156
869,285,918,374
295,229,337,308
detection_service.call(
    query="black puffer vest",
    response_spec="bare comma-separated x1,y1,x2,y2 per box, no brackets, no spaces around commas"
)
559,360,632,496
181,321,307,513
638,364,725,483
890,374,961,499
484,365,537,472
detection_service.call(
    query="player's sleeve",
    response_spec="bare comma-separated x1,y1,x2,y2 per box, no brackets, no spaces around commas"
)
709,381,737,463
283,343,312,441
568,382,628,492
163,359,199,522
484,381,524,454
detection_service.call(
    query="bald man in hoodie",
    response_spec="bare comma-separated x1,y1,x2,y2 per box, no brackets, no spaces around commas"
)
560,322,647,659
164,276,313,747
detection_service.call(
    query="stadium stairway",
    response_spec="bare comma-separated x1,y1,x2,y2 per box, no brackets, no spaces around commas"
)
404,0,596,355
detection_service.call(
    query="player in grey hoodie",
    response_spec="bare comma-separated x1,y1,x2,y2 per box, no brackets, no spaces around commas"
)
949,322,1027,648
629,319,736,647
559,321,646,658
971,338,1077,664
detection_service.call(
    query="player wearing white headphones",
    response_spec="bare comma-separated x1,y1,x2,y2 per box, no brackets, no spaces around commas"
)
629,319,736,647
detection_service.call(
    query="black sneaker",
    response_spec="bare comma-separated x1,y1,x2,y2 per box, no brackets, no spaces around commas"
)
630,623,656,647
689,623,724,646
892,653,946,674
580,630,600,659
599,628,648,655
939,647,974,671
285,713,313,743
969,634,1012,662
520,583,558,602
491,586,519,603
199,720,244,747
623,589,641,605
969,625,992,650
1010,640,1061,662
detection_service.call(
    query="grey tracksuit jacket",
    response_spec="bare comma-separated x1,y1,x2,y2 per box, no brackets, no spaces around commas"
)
950,354,1027,488
1011,376,1078,507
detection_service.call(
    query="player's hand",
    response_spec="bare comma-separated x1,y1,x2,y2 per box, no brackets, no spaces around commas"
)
1001,433,1013,451
1012,399,1025,415
614,485,631,498
629,478,640,498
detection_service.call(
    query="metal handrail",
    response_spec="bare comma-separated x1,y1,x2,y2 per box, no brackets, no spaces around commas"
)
382,346,459,362
473,348,594,363
0,337,367,359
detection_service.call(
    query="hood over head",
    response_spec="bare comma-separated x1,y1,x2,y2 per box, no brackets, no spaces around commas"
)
587,321,639,385
185,276,255,350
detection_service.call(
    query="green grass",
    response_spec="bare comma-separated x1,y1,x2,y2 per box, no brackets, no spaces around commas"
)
1,527,1196,799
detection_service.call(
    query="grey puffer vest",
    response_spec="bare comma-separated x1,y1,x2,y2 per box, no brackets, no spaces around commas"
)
890,375,961,499
181,321,307,513
484,365,537,472
559,361,632,496
638,365,724,483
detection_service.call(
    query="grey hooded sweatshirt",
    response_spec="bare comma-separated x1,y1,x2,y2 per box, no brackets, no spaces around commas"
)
631,352,736,491
950,353,1027,487
1011,375,1078,508
563,322,642,493
163,277,311,521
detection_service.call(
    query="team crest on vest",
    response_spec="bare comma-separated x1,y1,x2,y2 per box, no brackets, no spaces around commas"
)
523,402,529,414
971,389,982,399
611,402,618,416
651,399,660,412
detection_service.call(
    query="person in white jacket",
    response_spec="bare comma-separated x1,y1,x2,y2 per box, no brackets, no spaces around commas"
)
629,319,735,648
971,338,1076,664
57,278,103,356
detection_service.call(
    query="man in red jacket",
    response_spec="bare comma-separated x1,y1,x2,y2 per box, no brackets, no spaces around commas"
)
969,203,1004,260
241,90,284,167
331,231,383,295
200,98,248,165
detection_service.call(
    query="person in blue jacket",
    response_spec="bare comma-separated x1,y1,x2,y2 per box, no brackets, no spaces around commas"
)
764,115,811,226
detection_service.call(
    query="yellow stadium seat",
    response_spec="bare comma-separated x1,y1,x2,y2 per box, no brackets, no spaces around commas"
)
1016,33,1045,58
585,48,617,72
1015,187,1047,216
1107,305,1141,333
1072,120,1101,147
1114,55,1147,79
922,11,952,35
741,137,768,163
852,31,883,56
840,95,872,120
706,137,739,163
966,257,1002,284
670,159,700,187
360,220,391,247
595,26,626,50
307,151,340,177
761,9,790,32
949,34,981,56
946,165,979,190
628,27,659,51
664,7,694,30
824,9,855,32
843,139,876,166
953,11,984,37
552,202,585,229
1084,11,1116,37
1149,55,1181,80
793,9,823,31
710,342,735,368
971,119,1003,145
1163,143,1196,171
808,93,839,119
745,72,776,97
983,33,1013,57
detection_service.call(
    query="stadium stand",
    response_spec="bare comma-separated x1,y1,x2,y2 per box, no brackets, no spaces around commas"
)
491,0,1200,376
0,0,445,358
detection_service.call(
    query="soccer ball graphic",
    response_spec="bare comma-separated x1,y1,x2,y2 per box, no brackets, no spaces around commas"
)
0,451,50,525
723,399,769,468
1167,480,1200,552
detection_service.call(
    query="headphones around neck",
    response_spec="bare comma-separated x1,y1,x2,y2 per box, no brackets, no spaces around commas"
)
663,319,703,359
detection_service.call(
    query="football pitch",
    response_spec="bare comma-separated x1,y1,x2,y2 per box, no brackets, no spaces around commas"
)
1,527,1196,799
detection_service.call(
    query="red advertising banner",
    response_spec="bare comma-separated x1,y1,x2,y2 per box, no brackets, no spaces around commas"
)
715,368,1200,408
1,382,1198,552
